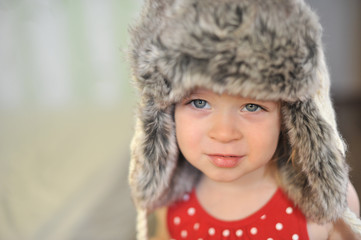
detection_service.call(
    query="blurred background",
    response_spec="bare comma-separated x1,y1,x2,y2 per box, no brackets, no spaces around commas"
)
0,0,360,239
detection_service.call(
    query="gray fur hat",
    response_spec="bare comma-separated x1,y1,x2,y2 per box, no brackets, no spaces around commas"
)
128,0,360,238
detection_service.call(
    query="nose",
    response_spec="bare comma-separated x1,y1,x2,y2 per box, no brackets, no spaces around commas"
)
208,110,243,143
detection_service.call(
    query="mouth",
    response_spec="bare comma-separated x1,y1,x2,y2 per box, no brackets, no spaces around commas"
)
207,154,244,168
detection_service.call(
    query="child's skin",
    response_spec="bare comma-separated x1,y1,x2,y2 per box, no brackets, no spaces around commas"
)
150,88,360,240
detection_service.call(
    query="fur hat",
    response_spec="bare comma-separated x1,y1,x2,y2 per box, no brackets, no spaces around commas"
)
128,0,361,238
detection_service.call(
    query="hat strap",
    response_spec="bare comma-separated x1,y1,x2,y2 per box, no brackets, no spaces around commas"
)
136,207,148,240
342,207,361,236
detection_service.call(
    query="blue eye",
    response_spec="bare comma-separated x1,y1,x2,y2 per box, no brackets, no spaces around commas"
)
191,99,210,109
244,104,261,112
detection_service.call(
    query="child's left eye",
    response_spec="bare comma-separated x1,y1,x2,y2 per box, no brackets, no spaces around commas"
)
242,104,262,112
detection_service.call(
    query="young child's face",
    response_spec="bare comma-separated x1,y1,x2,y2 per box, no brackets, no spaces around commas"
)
175,88,281,183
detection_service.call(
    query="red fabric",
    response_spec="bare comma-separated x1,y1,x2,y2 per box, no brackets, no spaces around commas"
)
167,188,309,240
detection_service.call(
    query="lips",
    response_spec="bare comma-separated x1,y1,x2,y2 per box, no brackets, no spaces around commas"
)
207,154,244,168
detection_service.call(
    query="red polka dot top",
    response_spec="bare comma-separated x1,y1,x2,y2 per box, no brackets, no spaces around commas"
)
167,188,309,240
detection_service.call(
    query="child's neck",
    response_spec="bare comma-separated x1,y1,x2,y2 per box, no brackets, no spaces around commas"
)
196,165,278,221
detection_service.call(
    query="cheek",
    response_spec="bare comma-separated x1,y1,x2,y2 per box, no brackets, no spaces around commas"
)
176,121,202,152
263,122,281,157
175,109,203,155
248,118,281,159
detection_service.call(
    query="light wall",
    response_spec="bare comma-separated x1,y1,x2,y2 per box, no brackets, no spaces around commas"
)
0,1,142,239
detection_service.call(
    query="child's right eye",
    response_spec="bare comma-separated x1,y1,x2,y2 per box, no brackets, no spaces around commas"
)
190,99,210,109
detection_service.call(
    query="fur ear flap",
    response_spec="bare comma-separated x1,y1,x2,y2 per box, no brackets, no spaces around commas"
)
279,100,348,223
129,101,179,210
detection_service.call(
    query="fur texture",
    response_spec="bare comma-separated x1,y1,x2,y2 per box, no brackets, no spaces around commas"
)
128,0,349,225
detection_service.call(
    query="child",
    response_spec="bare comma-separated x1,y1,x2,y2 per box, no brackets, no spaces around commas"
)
128,0,361,239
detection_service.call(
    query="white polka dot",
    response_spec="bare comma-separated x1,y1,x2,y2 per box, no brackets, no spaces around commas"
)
193,223,200,230
267,238,273,240
173,217,181,225
276,223,283,231
183,194,190,201
250,227,258,235
208,227,216,236
236,229,243,237
222,229,230,237
181,230,187,238
286,207,293,214
260,214,267,220
292,234,299,240
198,239,203,240
187,207,196,216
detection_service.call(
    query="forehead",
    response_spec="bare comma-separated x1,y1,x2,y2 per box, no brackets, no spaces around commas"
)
186,88,280,105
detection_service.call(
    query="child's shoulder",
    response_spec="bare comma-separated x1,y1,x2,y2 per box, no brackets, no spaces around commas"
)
149,207,169,240
308,182,360,240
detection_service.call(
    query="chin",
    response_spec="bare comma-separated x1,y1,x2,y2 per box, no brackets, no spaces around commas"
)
205,171,243,183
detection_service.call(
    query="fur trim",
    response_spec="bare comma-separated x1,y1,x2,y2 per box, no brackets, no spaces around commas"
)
129,103,178,210
280,99,348,223
130,0,322,104
128,0,349,225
